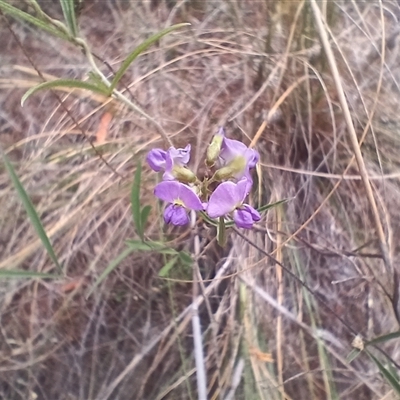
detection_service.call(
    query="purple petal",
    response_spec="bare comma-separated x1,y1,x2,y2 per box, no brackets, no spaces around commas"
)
164,204,189,225
162,169,175,181
219,137,259,180
246,148,259,169
217,126,226,137
207,181,243,218
241,175,254,194
178,184,204,210
236,178,251,202
243,204,261,221
233,204,260,229
154,181,181,203
163,144,192,180
168,144,191,167
154,181,203,211
220,137,247,164
146,148,167,172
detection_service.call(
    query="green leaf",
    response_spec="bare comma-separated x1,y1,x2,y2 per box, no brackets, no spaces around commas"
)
179,251,193,266
346,349,361,363
59,0,78,37
125,239,153,251
366,350,400,394
217,216,226,247
0,269,61,279
158,256,178,277
21,79,109,106
125,239,178,255
108,23,189,94
0,0,70,40
257,198,289,213
3,154,63,274
131,163,143,240
366,331,400,346
86,246,135,298
140,205,152,235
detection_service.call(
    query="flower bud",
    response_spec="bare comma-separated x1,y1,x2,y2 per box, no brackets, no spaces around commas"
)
213,156,246,181
206,130,224,167
172,166,197,184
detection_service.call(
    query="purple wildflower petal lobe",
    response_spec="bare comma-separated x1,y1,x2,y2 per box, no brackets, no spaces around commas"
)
207,181,242,218
154,181,181,203
242,204,261,221
248,150,260,168
179,184,204,210
163,145,192,181
216,134,259,180
164,204,189,225
236,179,251,202
147,145,192,178
168,144,191,166
146,148,167,172
220,137,247,164
233,204,260,229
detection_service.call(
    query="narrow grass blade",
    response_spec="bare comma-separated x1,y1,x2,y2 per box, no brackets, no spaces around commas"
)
366,331,400,346
158,256,178,277
346,349,361,363
366,350,400,394
3,154,63,273
140,205,152,236
0,0,70,40
125,239,157,251
59,0,78,37
108,23,189,94
21,79,109,106
0,270,61,279
257,198,289,213
125,239,178,255
131,162,143,240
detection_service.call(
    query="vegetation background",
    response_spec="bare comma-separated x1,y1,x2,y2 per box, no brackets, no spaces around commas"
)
1,0,400,399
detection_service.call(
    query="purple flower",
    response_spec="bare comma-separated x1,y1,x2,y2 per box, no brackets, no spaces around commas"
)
211,127,259,182
154,180,204,226
206,179,260,229
233,204,261,229
146,145,193,181
146,148,168,172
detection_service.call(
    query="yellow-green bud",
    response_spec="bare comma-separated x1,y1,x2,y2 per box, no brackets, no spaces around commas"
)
173,166,197,184
213,156,246,181
206,134,224,167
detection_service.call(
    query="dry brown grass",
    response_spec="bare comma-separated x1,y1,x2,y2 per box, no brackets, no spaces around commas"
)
1,0,400,399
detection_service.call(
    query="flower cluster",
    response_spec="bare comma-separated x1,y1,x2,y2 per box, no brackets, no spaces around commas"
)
146,127,260,229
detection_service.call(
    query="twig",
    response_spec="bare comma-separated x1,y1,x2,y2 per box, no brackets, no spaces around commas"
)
224,358,244,400
191,210,207,400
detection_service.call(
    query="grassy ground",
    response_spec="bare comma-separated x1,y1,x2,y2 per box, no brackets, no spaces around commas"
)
1,0,400,399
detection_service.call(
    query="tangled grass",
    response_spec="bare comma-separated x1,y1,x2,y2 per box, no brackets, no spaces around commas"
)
1,0,400,399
